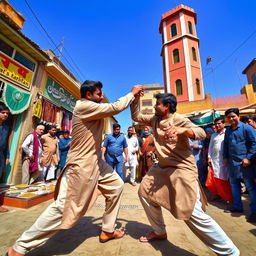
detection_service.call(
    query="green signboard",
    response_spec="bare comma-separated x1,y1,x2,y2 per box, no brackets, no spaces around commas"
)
44,77,77,112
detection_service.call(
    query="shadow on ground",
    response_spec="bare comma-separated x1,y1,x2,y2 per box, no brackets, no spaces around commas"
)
26,216,197,256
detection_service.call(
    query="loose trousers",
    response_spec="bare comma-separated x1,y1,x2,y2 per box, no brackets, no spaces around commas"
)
21,159,43,185
124,164,137,182
14,167,124,254
139,186,240,256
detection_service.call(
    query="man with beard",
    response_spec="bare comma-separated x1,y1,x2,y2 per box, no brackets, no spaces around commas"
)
124,126,139,185
41,125,59,181
21,124,45,185
131,93,240,256
7,80,144,256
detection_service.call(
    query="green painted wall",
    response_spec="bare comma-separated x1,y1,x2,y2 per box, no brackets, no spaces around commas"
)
5,113,23,184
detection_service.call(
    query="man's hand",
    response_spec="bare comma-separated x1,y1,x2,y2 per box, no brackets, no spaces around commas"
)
124,156,128,163
164,126,194,139
66,141,72,147
5,159,9,165
241,158,251,167
208,158,212,166
131,85,144,97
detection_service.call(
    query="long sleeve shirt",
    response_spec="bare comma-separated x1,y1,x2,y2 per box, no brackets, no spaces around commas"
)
125,135,139,166
21,134,43,159
223,122,256,166
208,129,228,180
0,123,10,159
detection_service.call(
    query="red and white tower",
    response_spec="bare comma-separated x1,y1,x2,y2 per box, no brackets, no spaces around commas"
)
159,5,205,102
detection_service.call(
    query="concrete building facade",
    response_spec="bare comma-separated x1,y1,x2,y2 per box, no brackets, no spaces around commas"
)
159,5,204,103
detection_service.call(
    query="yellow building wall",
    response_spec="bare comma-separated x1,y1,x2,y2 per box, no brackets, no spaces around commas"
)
241,84,256,104
0,0,25,29
177,94,213,114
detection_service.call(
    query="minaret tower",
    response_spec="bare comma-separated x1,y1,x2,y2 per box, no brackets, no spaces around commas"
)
159,5,205,102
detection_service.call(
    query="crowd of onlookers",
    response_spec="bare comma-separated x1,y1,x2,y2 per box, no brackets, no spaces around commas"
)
0,102,72,212
1,101,256,223
102,108,256,223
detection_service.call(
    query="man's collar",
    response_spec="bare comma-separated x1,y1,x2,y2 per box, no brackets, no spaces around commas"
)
160,113,173,120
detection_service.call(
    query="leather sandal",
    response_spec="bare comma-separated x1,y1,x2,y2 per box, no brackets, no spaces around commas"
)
139,231,167,242
99,229,125,243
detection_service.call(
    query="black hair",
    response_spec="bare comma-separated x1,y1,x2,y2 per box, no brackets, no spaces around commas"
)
80,80,103,98
128,126,133,129
225,108,239,116
113,123,121,129
214,117,224,123
63,129,70,134
0,102,10,112
155,93,177,113
48,124,57,130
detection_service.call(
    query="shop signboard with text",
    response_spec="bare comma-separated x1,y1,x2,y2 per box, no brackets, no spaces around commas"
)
0,52,33,90
44,77,77,112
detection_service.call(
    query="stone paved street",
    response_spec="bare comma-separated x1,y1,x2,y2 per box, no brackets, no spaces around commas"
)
0,183,256,256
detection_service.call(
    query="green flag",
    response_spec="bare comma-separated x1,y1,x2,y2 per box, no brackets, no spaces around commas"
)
3,83,32,114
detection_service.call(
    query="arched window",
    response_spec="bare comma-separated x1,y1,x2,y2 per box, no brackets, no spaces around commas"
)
196,79,201,95
176,79,183,95
192,47,197,61
188,21,193,34
171,24,177,37
173,49,180,64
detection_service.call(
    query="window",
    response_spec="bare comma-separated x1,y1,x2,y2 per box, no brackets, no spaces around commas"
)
192,47,197,61
173,49,180,64
176,79,183,95
171,24,177,37
196,79,200,94
14,51,35,71
188,21,193,34
142,99,152,106
0,38,14,57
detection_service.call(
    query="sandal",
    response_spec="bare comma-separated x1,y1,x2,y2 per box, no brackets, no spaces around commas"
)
139,231,167,242
99,229,125,243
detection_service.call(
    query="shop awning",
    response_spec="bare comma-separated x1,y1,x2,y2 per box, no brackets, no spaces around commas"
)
2,83,32,114
183,109,220,126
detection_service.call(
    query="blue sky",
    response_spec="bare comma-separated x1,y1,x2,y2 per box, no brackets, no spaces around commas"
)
10,0,256,132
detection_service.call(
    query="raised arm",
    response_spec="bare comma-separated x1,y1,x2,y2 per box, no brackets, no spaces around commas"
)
75,85,144,121
130,99,154,127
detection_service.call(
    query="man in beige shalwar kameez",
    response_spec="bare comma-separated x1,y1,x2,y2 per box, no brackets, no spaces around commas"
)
7,80,144,256
41,125,59,181
131,93,240,256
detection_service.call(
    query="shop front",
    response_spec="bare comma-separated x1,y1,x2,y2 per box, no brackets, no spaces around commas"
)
0,12,49,184
0,40,37,184
37,76,78,131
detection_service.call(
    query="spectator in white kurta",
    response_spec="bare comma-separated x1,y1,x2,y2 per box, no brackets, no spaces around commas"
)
207,117,232,203
124,126,139,186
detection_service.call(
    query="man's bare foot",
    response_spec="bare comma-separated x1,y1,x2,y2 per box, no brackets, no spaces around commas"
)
7,247,24,256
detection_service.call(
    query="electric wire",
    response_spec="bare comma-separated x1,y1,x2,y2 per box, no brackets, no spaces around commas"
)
23,0,85,82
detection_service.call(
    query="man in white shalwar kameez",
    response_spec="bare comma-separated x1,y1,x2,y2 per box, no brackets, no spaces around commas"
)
207,117,232,202
124,126,139,185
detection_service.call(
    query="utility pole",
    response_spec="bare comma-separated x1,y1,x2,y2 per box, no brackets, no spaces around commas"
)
57,37,64,61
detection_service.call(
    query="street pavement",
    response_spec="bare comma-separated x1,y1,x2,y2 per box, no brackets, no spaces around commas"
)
0,183,256,256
